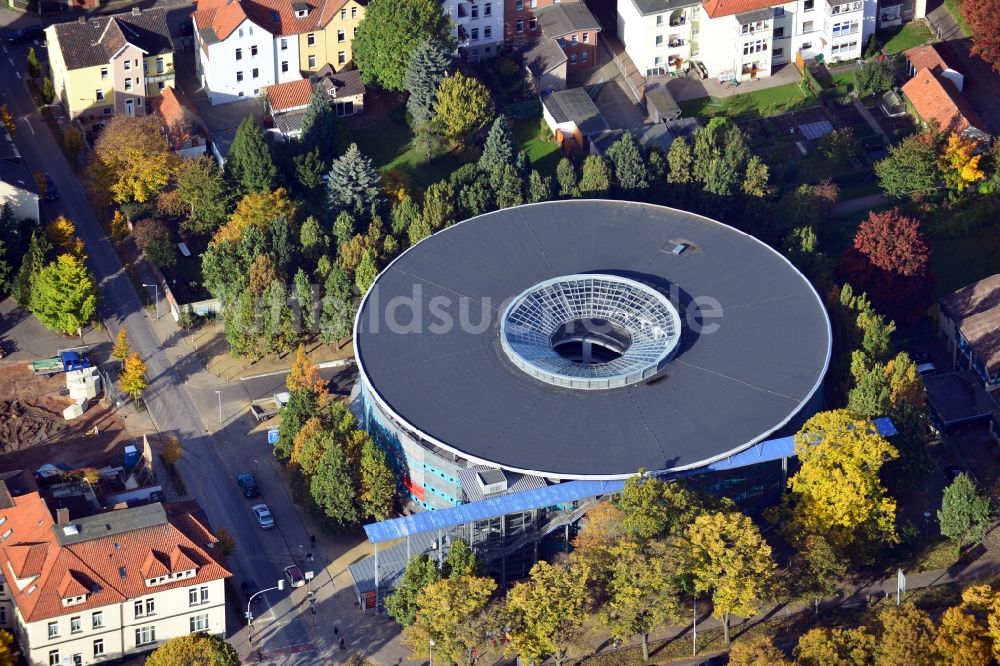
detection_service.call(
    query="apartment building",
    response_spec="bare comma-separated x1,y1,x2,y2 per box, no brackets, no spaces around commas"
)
618,0,876,82
193,0,366,105
442,0,504,60
536,2,600,70
45,8,175,120
0,471,231,666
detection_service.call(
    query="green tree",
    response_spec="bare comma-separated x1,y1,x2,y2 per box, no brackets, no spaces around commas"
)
333,210,358,248
294,268,315,333
579,155,611,196
505,560,592,666
274,385,317,460
601,540,682,662
856,57,895,96
479,115,519,178
403,574,497,664
556,157,579,197
359,434,395,521
527,169,553,203
353,0,452,91
319,264,354,348
875,132,941,200
354,249,379,295
112,328,131,364
26,47,40,78
225,116,278,195
492,162,524,209
300,87,349,166
223,288,261,359
326,143,383,216
300,215,328,260
819,128,860,164
794,627,876,666
787,535,847,614
693,117,749,197
434,72,495,145
688,511,774,644
119,352,148,402
133,218,176,268
666,136,694,184
404,38,452,127
176,155,231,234
41,77,54,104
310,441,359,529
29,253,97,334
875,604,936,666
145,632,239,666
390,195,421,236
443,538,479,578
294,148,326,190
386,555,441,626
938,473,991,553
420,180,456,231
261,280,297,355
742,154,771,198
11,227,50,306
605,133,650,195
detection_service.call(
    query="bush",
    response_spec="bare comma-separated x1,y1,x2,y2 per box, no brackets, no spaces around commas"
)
864,34,880,59
132,218,176,268
856,58,895,97
41,77,54,104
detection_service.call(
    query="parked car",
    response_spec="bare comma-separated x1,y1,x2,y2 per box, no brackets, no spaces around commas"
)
42,173,59,201
252,503,275,529
907,351,930,364
5,25,43,44
916,362,937,377
241,579,261,603
236,473,258,498
284,565,304,588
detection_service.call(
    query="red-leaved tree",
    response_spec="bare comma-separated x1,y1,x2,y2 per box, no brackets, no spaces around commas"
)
837,209,933,324
964,0,1000,73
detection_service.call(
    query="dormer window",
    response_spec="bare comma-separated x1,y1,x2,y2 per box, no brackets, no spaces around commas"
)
293,2,310,17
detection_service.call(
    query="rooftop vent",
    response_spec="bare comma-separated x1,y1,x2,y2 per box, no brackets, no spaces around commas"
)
475,469,508,495
131,6,140,15
671,243,687,255
91,19,100,28
118,566,126,579
62,524,80,536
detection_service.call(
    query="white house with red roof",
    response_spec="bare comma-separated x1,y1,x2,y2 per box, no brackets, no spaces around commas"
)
264,64,364,138
0,470,231,665
617,0,879,82
193,0,280,104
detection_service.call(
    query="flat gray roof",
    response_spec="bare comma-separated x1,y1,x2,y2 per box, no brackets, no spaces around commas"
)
536,2,601,37
542,88,611,136
355,201,831,478
56,503,167,546
628,0,700,17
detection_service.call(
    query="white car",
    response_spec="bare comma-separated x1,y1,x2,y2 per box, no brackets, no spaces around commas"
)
252,503,275,530
916,362,937,377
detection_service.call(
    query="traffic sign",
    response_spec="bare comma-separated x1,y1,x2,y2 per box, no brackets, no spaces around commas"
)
267,429,279,445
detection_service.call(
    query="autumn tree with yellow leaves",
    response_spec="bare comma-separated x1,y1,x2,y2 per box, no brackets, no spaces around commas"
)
112,328,130,365
402,573,497,664
778,410,899,562
212,188,297,244
687,510,775,644
940,132,985,194
119,352,148,403
91,115,175,204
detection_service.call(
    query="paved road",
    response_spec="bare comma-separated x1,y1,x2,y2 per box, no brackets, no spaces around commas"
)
0,30,320,661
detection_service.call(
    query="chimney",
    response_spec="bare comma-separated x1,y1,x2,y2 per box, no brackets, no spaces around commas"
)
131,6,140,15
78,16,86,24
57,507,70,525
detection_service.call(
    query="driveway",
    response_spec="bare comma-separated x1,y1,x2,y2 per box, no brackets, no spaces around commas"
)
589,78,646,130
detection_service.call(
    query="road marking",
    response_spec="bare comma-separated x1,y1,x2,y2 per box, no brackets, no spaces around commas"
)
6,58,13,66
15,71,20,79
23,118,34,135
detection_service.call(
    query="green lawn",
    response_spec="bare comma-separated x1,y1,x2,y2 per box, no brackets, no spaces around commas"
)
932,234,1000,298
879,21,934,55
944,0,972,37
352,119,470,193
512,114,562,177
678,81,816,120
830,69,856,93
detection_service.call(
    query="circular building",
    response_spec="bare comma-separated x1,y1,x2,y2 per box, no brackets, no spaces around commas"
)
354,201,831,509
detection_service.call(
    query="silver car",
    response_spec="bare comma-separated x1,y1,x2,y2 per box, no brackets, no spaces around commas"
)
252,503,275,529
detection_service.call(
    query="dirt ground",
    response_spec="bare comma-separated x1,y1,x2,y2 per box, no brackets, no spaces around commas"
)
0,363,133,472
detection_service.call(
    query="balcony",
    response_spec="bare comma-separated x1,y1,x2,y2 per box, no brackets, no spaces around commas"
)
669,10,686,27
668,38,686,49
828,0,863,16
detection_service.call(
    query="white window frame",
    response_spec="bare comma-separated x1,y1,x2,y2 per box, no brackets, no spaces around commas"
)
93,639,104,657
92,611,103,629
48,621,59,638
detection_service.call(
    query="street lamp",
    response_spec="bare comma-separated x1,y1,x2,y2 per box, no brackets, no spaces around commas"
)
141,283,160,320
429,638,435,666
247,579,285,647
215,390,222,424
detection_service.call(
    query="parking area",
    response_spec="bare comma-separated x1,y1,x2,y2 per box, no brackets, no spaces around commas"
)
589,79,646,130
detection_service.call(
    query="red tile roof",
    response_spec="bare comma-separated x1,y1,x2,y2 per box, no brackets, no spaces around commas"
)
901,67,988,137
701,0,777,19
151,86,206,151
904,44,951,77
193,0,352,42
0,477,230,624
265,78,314,111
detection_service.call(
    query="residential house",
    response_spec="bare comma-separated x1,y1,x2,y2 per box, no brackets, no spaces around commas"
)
265,65,364,138
193,0,366,105
0,471,231,666
523,33,568,92
535,2,600,71
901,66,990,141
878,0,926,29
617,0,877,82
0,126,39,224
45,8,175,120
151,87,210,158
441,0,504,61
905,44,963,91
541,87,611,152
939,275,1000,391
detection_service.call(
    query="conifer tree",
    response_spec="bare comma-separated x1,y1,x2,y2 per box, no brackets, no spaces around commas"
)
225,116,278,195
478,115,518,178
404,38,452,128
299,86,349,165
319,265,354,348
326,143,383,216
605,133,650,195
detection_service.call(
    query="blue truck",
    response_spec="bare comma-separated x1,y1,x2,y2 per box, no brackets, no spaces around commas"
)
30,351,92,376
